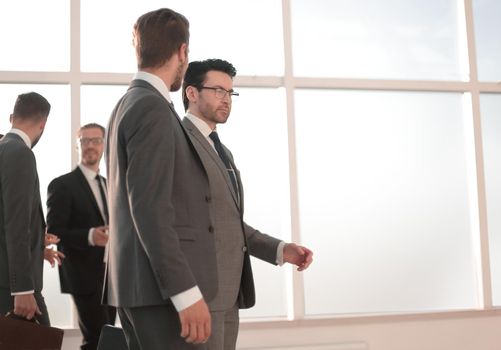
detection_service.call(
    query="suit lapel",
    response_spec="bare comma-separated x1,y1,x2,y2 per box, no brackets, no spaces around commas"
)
183,118,241,208
74,167,104,222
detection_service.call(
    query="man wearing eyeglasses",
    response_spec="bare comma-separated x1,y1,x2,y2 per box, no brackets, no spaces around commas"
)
182,59,314,350
46,123,116,350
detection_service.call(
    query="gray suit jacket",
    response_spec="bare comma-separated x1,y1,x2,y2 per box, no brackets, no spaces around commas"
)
0,133,45,294
104,80,217,308
183,117,281,310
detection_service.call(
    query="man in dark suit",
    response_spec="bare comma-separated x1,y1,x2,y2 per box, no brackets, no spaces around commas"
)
0,92,51,325
47,123,116,350
181,59,313,350
105,8,217,349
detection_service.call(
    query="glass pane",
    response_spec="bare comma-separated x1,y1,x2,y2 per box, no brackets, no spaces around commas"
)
481,93,501,305
81,0,283,76
218,88,290,318
295,90,479,315
473,0,501,81
0,84,73,327
291,0,467,80
0,1,69,71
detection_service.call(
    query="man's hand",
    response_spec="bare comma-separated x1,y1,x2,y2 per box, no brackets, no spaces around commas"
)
178,299,211,344
283,243,314,271
44,247,65,267
44,232,59,246
92,226,109,247
14,294,42,321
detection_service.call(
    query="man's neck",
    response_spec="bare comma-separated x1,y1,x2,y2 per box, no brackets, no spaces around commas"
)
80,162,99,173
141,66,172,91
187,110,216,130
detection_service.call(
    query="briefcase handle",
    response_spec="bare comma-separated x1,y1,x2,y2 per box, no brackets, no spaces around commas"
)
5,311,40,324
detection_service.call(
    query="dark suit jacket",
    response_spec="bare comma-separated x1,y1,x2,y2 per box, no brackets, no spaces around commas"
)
0,133,45,293
46,167,106,295
104,79,217,307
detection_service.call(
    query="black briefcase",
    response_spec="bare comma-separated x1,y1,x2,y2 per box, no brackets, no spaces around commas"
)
0,313,64,350
96,325,128,350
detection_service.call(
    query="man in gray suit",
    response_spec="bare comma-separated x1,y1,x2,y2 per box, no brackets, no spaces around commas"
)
0,92,52,325
105,8,217,349
182,59,314,350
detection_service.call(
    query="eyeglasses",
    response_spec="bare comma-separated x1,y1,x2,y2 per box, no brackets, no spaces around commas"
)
79,137,104,146
199,86,239,99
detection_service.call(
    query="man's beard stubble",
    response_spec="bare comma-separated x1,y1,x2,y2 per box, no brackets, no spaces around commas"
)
170,60,185,92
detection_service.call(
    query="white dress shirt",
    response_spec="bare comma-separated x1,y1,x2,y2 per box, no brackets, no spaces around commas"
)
77,164,107,246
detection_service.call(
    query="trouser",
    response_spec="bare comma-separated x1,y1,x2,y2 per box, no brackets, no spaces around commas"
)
118,303,207,350
72,292,116,350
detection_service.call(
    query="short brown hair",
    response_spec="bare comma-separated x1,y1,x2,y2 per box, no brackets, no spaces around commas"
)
12,92,51,121
78,123,105,137
133,8,189,69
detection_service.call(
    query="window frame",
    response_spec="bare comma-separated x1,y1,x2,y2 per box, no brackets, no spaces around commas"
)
1,0,501,328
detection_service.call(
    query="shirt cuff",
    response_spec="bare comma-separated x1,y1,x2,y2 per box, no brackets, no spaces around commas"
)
88,228,95,246
171,286,203,312
11,290,34,296
276,241,286,266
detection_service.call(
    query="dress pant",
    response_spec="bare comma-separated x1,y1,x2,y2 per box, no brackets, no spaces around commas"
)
72,292,116,350
118,303,207,350
207,303,239,350
0,288,50,326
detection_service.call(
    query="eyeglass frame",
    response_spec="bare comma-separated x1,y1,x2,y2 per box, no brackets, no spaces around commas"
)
198,86,239,99
79,137,104,146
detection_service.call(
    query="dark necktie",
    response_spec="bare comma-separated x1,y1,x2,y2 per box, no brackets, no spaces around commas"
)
95,175,109,224
209,131,238,195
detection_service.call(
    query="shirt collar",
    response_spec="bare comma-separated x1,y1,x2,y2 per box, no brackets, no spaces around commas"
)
8,128,31,148
186,112,215,138
133,71,173,105
78,164,99,182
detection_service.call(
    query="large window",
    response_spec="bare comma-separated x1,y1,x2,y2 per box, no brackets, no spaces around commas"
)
481,93,501,305
1,0,501,329
296,90,478,314
290,0,467,80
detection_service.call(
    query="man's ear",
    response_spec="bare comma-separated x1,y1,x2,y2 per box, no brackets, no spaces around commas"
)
39,116,48,131
185,85,197,102
178,43,188,63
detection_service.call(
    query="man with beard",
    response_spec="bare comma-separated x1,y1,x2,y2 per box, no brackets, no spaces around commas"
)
0,92,52,325
182,59,314,349
105,8,216,349
47,123,116,350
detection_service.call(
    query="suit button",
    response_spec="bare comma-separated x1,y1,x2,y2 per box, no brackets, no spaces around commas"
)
242,246,248,252
208,226,214,233
205,195,211,203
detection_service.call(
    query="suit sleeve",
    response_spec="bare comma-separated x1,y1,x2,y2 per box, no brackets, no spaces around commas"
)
46,178,91,251
1,146,38,292
225,146,282,265
124,96,198,299
243,222,281,265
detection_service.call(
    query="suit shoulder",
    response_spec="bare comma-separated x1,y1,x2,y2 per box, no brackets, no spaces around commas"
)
126,84,167,107
48,169,78,188
0,140,35,164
